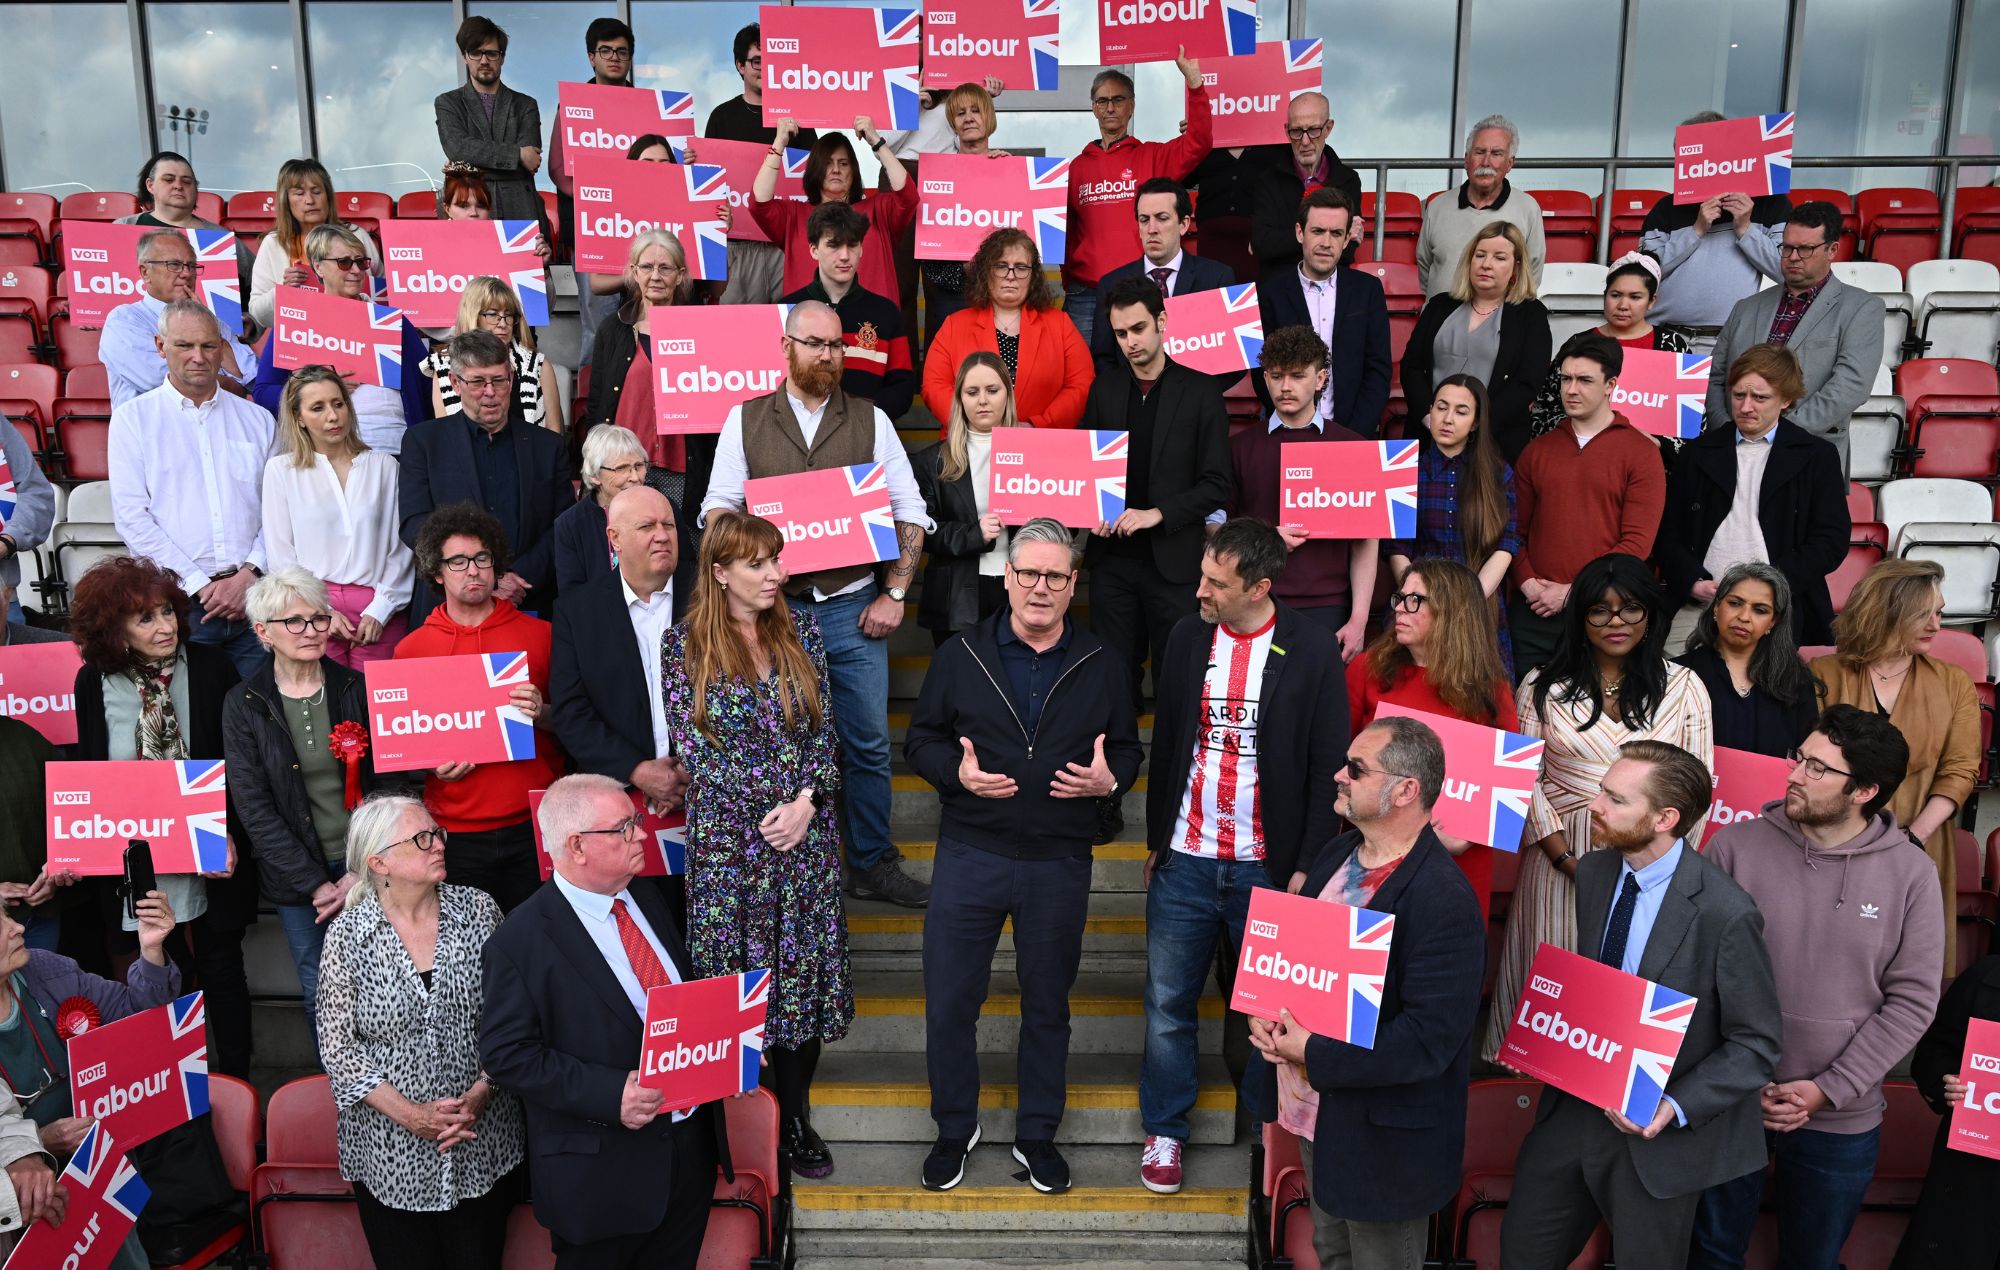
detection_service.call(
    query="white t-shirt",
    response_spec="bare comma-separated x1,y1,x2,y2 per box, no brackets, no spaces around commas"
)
1169,615,1276,861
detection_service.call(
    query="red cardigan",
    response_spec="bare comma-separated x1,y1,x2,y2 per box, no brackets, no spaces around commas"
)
921,304,1094,431
750,184,918,302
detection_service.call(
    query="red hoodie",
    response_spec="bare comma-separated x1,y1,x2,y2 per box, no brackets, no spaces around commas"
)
392,600,562,832
1063,84,1213,290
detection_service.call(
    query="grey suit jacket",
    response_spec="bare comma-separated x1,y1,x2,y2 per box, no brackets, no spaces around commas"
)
434,82,545,223
1703,274,1885,456
1536,843,1783,1200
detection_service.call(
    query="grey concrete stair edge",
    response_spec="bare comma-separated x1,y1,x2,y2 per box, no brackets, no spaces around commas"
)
843,969,1220,1056
793,1141,1245,1199
796,1254,1248,1268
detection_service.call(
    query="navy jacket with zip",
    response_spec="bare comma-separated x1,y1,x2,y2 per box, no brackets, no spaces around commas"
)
905,610,1144,859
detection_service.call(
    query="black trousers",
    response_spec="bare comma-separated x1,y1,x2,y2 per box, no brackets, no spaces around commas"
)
353,1177,513,1270
1089,550,1199,709
549,1120,717,1270
443,821,542,914
923,836,1092,1141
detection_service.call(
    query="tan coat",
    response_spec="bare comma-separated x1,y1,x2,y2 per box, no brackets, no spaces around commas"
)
1811,653,1980,972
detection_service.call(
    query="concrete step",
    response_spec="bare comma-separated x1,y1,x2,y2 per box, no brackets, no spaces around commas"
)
807,1050,1236,1145
891,772,1147,826
845,969,1220,1056
846,891,1149,957
890,839,1151,893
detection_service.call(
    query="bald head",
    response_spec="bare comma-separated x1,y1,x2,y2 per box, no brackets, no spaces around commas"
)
607,485,679,591
1287,92,1332,167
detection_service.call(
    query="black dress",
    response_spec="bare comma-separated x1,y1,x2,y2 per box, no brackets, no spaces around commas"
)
1892,955,2000,1270
1673,645,1818,758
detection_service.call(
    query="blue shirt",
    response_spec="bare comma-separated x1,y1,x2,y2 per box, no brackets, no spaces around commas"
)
1600,839,1689,1125
993,610,1072,735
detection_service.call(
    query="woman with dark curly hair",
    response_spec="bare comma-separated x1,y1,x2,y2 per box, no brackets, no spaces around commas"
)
65,555,256,1077
921,227,1094,431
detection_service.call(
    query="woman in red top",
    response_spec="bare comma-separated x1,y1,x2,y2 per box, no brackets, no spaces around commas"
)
1525,252,1692,441
749,114,917,302
1345,556,1515,919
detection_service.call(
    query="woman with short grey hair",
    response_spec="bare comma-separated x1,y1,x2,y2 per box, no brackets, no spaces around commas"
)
553,423,657,590
316,794,524,1268
1674,560,1820,757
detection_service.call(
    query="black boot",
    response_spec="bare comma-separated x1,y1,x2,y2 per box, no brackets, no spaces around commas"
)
783,1116,834,1179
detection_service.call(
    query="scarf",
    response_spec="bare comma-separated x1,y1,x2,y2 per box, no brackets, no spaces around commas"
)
130,653,188,761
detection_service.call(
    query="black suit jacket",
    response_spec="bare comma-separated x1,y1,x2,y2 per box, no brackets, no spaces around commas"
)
1144,603,1347,883
1090,252,1238,366
552,492,698,598
549,564,692,782
1242,826,1485,1222
480,876,731,1245
399,409,574,623
1255,265,1393,438
1079,360,1233,585
1247,150,1365,273
1399,295,1553,463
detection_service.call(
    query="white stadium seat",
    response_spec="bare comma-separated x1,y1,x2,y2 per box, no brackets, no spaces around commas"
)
1908,258,2000,362
1834,260,1915,370
1878,477,1992,548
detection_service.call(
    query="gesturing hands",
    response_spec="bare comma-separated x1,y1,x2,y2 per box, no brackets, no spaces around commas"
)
1049,734,1116,799
958,738,1017,799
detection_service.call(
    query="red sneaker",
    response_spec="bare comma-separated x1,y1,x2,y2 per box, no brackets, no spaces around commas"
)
1140,1135,1183,1193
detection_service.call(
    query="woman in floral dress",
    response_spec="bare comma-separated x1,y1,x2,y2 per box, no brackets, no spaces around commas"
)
663,511,854,1179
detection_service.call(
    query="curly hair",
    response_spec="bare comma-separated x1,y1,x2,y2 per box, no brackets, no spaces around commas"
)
413,503,512,585
964,227,1056,310
69,556,191,674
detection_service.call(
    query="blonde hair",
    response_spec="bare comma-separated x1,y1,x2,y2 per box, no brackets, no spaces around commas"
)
272,158,336,261
942,83,997,142
279,365,367,468
938,352,1018,482
452,275,536,352
303,221,367,265
1832,559,1945,667
1449,221,1538,304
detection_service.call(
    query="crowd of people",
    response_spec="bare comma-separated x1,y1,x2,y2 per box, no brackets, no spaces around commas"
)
0,11,1990,1270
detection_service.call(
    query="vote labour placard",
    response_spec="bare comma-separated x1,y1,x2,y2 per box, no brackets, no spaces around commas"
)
0,446,13,533
915,153,1069,264
1674,113,1794,205
640,970,770,1109
570,155,729,280
363,652,537,774
557,82,696,171
988,428,1128,528
684,138,809,244
530,787,685,881
650,304,788,435
1948,1017,2000,1160
1096,0,1257,65
0,640,84,745
746,463,900,576
68,992,208,1150
1701,745,1794,848
1163,282,1262,375
6,1123,149,1270
1229,886,1394,1047
63,222,243,333
1611,347,1711,440
44,760,229,876
1199,39,1324,148
759,5,921,131
1374,704,1542,852
1499,943,1697,1125
921,0,1061,91
268,285,405,389
379,219,549,329
1278,439,1418,540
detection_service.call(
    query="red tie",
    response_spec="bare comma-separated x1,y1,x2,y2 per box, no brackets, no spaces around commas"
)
612,898,672,991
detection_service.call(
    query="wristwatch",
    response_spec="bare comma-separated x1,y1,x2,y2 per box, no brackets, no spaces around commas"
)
886,585,908,602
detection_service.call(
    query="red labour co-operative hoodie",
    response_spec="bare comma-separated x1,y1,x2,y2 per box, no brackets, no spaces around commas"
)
392,599,563,832
1063,83,1213,291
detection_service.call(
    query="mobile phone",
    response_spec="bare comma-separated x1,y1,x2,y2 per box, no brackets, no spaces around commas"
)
123,840,156,923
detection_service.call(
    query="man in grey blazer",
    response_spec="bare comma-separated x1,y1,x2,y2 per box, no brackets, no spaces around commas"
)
1501,741,1782,1270
434,15,545,225
1703,201,1883,460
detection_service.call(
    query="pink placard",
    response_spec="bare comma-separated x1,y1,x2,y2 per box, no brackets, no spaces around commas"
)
62,222,242,333
6,1124,148,1270
1277,439,1418,540
1229,886,1394,1046
758,5,921,131
0,640,84,745
1610,347,1712,440
1674,113,1795,205
378,219,549,328
1498,943,1697,1124
570,155,730,279
1949,1017,2000,1160
681,137,809,244
744,463,899,575
639,971,769,1110
988,428,1128,528
68,992,208,1149
530,787,685,880
914,153,1070,264
44,760,228,876
920,0,1061,91
364,652,537,774
1095,0,1256,65
1373,704,1543,852
1701,745,1794,848
556,82,696,169
650,304,787,435
268,285,406,388
1162,282,1262,374
1199,39,1323,148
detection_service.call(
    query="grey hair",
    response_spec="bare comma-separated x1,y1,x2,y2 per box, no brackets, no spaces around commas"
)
1681,110,1728,127
1684,559,1820,705
1090,69,1135,100
343,795,430,906
448,328,511,373
246,566,331,626
304,221,367,262
1465,114,1520,156
1364,716,1447,810
1008,517,1081,567
135,228,187,265
784,299,839,337
158,297,221,340
536,773,629,861
581,423,649,489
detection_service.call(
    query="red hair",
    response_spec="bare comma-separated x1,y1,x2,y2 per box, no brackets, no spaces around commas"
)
438,170,492,217
68,556,191,673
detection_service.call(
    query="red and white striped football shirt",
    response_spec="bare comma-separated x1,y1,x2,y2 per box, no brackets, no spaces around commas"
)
1169,615,1275,861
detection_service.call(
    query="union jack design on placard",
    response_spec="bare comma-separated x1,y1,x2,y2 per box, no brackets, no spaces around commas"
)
1026,0,1063,88
847,463,901,563
653,819,688,875
69,1123,151,1223
734,969,771,1092
1342,905,1396,1049
167,991,211,1122
1621,982,1696,1122
495,220,551,325
1379,439,1422,540
784,148,810,182
1028,157,1071,262
1478,730,1544,852
1223,283,1264,367
1222,0,1259,54
176,759,230,872
483,651,530,689
1284,38,1323,75
878,8,924,129
1373,704,1545,851
1761,113,1795,192
483,652,537,761
368,302,405,391
1090,430,1128,523
1674,354,1712,438
682,164,732,280
654,90,696,131
187,229,244,336
0,450,15,529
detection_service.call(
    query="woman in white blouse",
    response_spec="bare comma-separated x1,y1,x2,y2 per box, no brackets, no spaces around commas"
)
262,366,415,668
911,351,1019,643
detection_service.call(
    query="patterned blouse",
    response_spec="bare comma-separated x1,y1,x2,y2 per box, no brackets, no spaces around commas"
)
420,341,548,428
316,883,524,1211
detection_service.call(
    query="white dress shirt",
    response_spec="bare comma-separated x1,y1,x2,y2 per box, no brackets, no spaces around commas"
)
701,389,935,600
109,381,277,594
100,293,259,409
622,571,677,757
261,450,417,623
1298,265,1339,420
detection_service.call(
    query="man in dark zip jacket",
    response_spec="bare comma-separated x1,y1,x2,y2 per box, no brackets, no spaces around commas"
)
905,518,1145,1196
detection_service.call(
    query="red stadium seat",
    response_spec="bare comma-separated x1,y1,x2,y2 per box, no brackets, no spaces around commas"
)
225,191,279,236
251,1163,363,1270
0,239,43,271
266,1074,340,1164
155,1074,260,1270
54,405,111,481
1791,188,1860,257
0,318,37,365
0,363,58,425
63,363,107,397
717,1088,783,1252
1362,261,1423,311
1256,1121,1310,1260
1450,1079,1611,1269
1536,189,1598,264
1359,192,1423,265
502,1205,553,1268
193,192,225,224
48,314,100,370
1901,395,2000,481
539,190,558,229
398,190,439,219
0,264,54,334
1955,186,2000,267
1846,481,1877,522
1601,188,1666,233
1859,187,1944,275
336,191,392,232
59,191,138,223
0,192,57,255
1896,357,2000,405
1830,525,1888,612
5,411,42,458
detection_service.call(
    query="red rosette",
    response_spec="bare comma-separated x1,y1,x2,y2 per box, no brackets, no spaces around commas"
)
329,720,371,810
54,996,100,1040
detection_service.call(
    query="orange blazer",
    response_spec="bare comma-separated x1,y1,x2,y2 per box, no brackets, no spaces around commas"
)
922,304,1095,430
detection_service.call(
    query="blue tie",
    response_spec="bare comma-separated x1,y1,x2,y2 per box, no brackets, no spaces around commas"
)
1599,872,1642,970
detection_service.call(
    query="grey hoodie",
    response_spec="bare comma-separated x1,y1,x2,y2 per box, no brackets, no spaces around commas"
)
1704,799,1945,1134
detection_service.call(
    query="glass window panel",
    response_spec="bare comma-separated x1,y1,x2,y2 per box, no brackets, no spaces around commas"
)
989,111,1100,162
0,3,144,195
309,0,459,201
471,2,620,191
1619,0,1787,160
1950,0,2000,185
1794,0,1954,190
631,1,765,137
145,2,302,197
1461,0,1620,197
1304,0,1455,197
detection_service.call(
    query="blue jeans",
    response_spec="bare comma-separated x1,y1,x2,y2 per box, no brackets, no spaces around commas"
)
787,584,893,872
275,860,349,1057
1062,285,1096,347
1140,850,1272,1140
189,594,268,678
1688,1125,1882,1270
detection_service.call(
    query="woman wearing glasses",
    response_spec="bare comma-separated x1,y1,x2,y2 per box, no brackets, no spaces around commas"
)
1484,552,1713,1061
662,512,853,1178
261,368,415,669
316,794,524,1269
1673,562,1820,758
748,114,916,303
922,227,1094,432
250,223,431,456
553,424,656,592
1811,559,1979,971
248,157,382,330
912,352,1022,644
1347,559,1515,920
420,276,559,431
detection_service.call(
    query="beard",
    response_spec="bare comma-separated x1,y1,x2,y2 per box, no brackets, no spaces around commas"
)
1590,813,1656,855
1785,786,1849,828
789,354,842,399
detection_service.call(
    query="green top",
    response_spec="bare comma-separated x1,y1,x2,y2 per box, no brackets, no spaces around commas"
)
280,687,350,864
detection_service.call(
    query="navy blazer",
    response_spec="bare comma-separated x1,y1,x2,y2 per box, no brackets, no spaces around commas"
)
480,876,731,1246
548,558,693,783
1242,826,1486,1222
1254,265,1393,437
1091,251,1238,365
